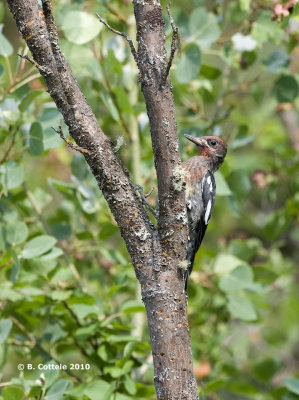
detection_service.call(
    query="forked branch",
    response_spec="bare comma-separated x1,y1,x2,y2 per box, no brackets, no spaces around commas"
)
96,13,138,64
162,0,180,86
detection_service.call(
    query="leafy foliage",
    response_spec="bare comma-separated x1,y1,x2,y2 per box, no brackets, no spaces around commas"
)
0,0,298,399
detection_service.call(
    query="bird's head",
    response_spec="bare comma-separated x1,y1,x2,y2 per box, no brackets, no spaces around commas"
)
184,135,227,171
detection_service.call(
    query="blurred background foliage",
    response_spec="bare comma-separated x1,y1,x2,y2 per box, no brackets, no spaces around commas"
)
0,0,298,399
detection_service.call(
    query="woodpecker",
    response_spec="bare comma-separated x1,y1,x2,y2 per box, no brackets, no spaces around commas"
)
182,135,227,289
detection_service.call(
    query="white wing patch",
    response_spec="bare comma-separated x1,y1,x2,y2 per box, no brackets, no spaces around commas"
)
204,199,212,224
202,172,216,226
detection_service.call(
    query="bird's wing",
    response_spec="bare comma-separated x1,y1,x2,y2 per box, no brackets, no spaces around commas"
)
185,171,216,286
195,170,216,252
201,170,216,227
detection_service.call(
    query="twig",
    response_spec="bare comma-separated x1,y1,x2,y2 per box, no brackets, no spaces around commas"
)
5,56,14,86
8,73,41,94
52,126,90,155
96,13,138,64
63,301,98,351
99,40,131,137
0,126,17,165
162,0,180,86
17,54,49,75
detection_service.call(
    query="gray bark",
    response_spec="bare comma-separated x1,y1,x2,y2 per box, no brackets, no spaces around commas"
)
6,0,199,398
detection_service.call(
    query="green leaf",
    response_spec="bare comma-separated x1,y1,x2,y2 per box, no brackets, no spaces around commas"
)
43,362,61,389
227,169,251,201
175,43,201,83
30,122,44,156
284,379,299,396
205,379,226,392
100,87,119,121
10,252,20,284
123,342,138,358
44,323,67,344
200,64,221,80
273,76,299,103
219,265,253,293
189,8,221,49
1,163,24,190
114,394,132,400
263,51,289,73
214,253,244,274
70,304,100,319
98,343,115,362
98,222,118,240
109,334,138,343
0,98,19,124
48,178,76,194
61,11,101,45
251,12,284,44
120,300,146,313
230,135,255,150
19,90,44,112
124,374,137,395
50,290,71,302
113,87,134,114
51,221,72,240
71,154,89,181
283,394,299,400
0,26,13,56
0,318,13,344
22,235,57,259
264,210,292,241
104,365,124,378
27,258,58,276
253,359,281,382
0,4,4,23
83,380,115,400
214,172,232,196
45,379,72,400
239,0,251,11
227,293,257,321
2,386,24,400
6,220,28,245
39,247,63,261
75,323,98,339
60,40,94,75
226,381,258,395
122,360,134,374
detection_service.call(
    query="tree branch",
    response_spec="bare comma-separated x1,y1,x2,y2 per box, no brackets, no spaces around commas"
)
7,0,154,283
7,1,198,398
132,1,197,398
52,125,90,155
96,13,138,64
133,0,189,258
162,0,180,86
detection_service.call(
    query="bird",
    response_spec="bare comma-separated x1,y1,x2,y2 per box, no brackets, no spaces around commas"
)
182,135,228,290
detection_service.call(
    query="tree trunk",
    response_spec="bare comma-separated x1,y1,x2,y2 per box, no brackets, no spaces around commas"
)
6,0,199,398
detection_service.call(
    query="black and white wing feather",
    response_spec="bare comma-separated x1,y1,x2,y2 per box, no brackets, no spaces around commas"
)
201,171,216,228
185,171,216,288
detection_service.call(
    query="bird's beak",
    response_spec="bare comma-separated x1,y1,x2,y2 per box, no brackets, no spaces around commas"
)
184,135,205,146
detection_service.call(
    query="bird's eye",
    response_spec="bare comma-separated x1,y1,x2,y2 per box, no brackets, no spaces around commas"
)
209,139,218,147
